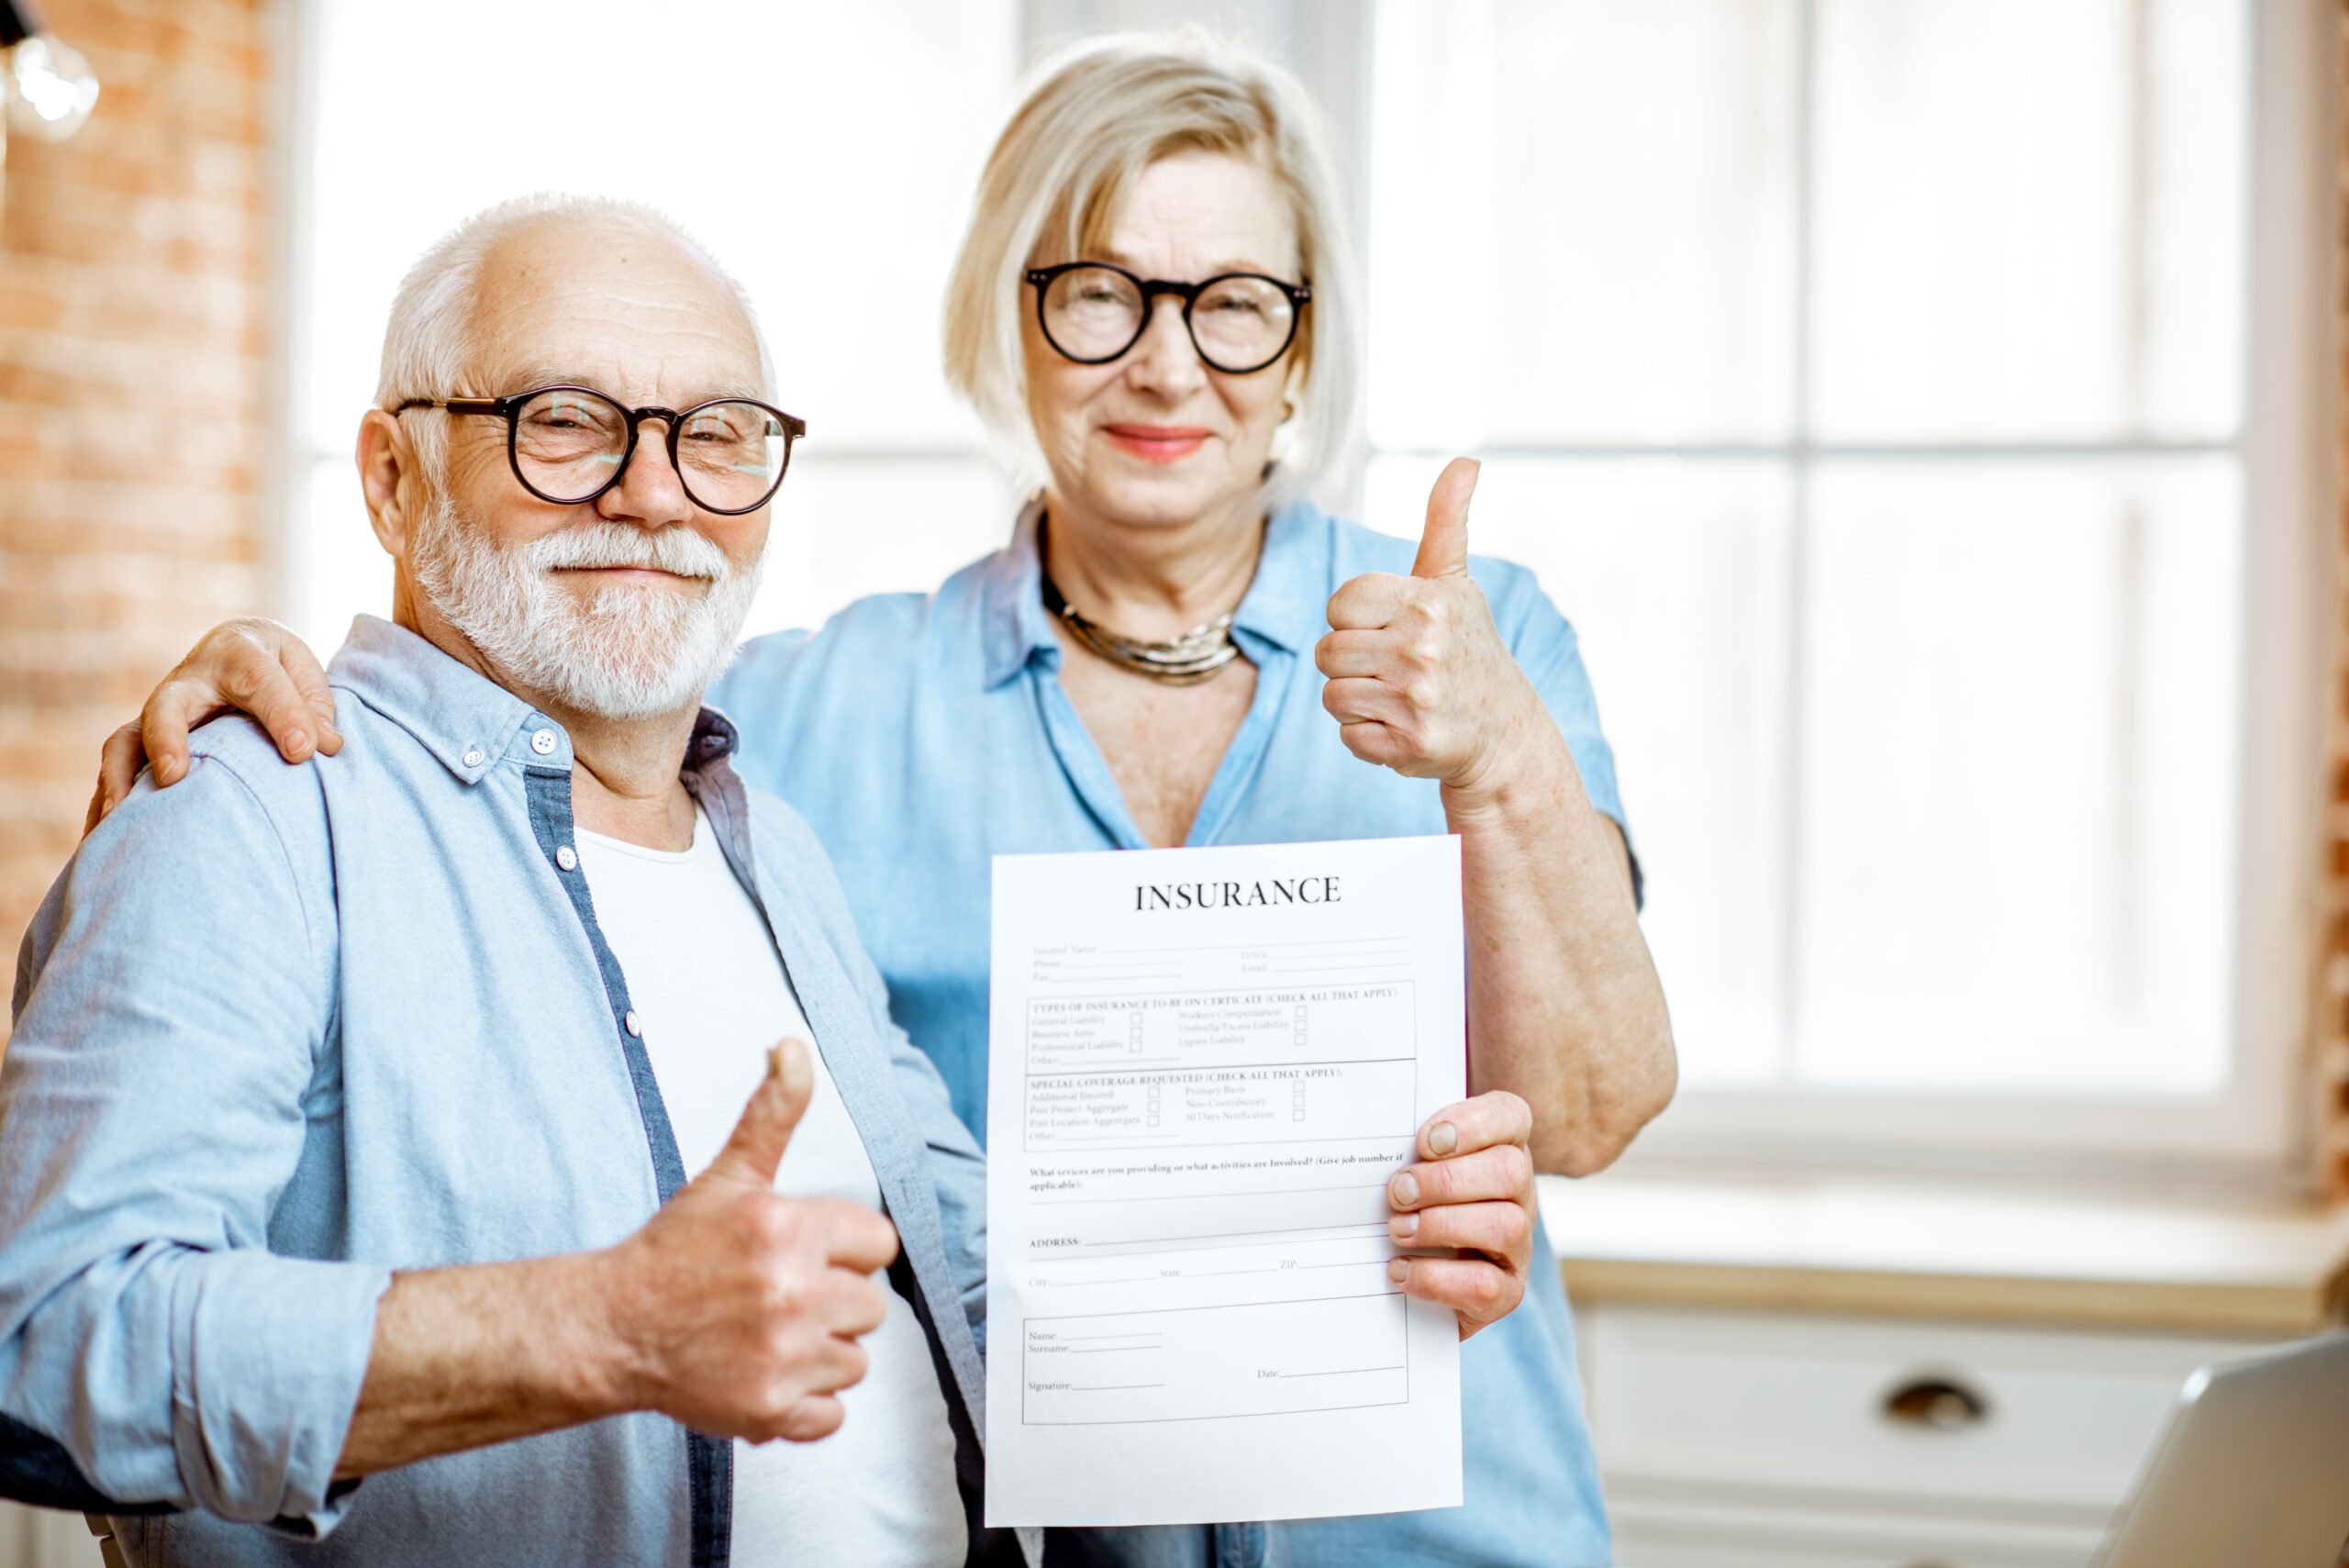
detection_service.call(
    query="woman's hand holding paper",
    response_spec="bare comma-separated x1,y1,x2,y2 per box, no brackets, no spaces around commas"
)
1386,1089,1537,1340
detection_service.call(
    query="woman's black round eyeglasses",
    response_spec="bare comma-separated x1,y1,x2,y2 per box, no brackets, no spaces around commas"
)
392,385,807,516
1025,262,1310,375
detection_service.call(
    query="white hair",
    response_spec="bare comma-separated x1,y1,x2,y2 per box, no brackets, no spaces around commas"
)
375,194,775,483
941,30,1362,511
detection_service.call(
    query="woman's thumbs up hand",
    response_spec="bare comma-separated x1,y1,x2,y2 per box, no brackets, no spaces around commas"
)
1317,457,1546,797
1409,455,1477,580
595,1039,902,1444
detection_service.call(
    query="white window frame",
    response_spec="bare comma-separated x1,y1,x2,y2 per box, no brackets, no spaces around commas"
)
1319,0,2338,1186
1586,0,2336,1188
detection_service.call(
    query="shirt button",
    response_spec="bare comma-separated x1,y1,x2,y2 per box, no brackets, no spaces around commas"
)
555,845,578,872
462,748,485,768
530,728,558,756
624,1010,642,1038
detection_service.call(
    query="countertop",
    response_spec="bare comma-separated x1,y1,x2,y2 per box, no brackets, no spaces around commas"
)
1539,1173,2349,1333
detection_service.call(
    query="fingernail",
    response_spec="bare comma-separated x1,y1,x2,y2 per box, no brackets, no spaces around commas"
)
1386,1258,1410,1284
99,791,116,817
1427,1121,1458,1156
285,728,311,757
1390,1211,1419,1240
1390,1172,1419,1208
158,756,180,784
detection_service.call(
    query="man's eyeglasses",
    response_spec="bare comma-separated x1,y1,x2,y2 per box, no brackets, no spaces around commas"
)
391,385,807,516
1024,262,1310,375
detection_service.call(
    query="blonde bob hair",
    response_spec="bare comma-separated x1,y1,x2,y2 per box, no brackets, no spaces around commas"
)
943,31,1360,509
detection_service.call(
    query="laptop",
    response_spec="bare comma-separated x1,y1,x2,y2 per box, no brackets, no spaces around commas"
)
2093,1329,2349,1568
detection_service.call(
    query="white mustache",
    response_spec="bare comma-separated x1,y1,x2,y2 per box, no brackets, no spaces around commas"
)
526,523,731,581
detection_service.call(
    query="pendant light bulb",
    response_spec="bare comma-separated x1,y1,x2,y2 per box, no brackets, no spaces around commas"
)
7,34,100,142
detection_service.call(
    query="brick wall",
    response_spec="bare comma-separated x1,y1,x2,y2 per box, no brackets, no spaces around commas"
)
0,0,270,1045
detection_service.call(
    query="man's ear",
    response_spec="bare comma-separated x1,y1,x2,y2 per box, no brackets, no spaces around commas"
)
357,409,426,558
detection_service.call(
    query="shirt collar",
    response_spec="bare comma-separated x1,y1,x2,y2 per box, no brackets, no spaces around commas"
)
978,495,1063,689
327,614,740,784
978,493,1333,689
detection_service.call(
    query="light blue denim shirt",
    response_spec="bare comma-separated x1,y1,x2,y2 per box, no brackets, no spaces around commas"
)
0,616,1011,1567
710,497,1630,1568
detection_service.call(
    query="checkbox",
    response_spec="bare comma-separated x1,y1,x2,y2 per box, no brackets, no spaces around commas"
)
1147,1115,1161,1127
1292,1109,1306,1120
1294,1005,1308,1018
1294,1031,1308,1047
1130,1041,1142,1052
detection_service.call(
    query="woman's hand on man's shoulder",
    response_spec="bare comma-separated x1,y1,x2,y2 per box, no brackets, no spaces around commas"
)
88,617,340,834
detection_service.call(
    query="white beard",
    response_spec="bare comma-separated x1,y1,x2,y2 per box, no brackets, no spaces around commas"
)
409,497,764,721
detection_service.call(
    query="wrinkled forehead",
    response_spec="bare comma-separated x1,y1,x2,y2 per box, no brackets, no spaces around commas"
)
464,222,766,405
1069,147,1302,276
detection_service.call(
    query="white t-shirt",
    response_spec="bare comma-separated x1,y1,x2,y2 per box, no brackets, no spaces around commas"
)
575,806,963,1568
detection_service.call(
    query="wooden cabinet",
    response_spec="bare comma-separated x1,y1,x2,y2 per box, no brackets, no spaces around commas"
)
1581,1302,2281,1568
1546,1174,2349,1566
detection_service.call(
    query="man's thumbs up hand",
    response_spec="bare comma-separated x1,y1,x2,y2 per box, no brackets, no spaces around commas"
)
702,1040,816,1189
597,1037,901,1445
1411,456,1478,580
1318,457,1545,795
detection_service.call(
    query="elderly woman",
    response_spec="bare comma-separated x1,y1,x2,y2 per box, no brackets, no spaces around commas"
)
95,33,1673,1568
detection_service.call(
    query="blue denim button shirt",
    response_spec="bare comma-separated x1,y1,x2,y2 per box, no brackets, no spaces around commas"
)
0,617,1011,1567
710,498,1627,1568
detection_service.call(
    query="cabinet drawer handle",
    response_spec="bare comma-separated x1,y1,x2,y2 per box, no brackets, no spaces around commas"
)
1881,1375,1989,1430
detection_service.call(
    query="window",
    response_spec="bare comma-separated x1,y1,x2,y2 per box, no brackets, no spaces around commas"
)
284,0,2330,1175
1357,0,2326,1173
283,0,1025,654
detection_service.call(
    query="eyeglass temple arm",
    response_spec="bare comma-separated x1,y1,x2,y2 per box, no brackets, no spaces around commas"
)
388,397,506,416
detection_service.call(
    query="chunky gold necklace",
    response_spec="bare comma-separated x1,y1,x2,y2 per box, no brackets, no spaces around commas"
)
1039,569,1241,685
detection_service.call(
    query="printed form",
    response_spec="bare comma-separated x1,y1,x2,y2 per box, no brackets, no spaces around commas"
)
985,835,1464,1528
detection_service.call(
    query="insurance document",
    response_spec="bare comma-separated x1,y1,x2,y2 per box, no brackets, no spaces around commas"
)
985,835,1465,1528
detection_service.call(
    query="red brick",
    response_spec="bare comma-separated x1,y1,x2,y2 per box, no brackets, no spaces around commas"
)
0,0,270,1056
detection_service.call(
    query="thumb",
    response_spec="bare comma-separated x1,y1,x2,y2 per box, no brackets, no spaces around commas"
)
702,1038,816,1187
1412,456,1478,579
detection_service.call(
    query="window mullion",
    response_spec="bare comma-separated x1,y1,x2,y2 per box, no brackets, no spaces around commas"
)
1778,0,1823,1093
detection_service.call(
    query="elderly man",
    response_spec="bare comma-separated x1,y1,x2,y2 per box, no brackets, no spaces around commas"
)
0,196,1019,1566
